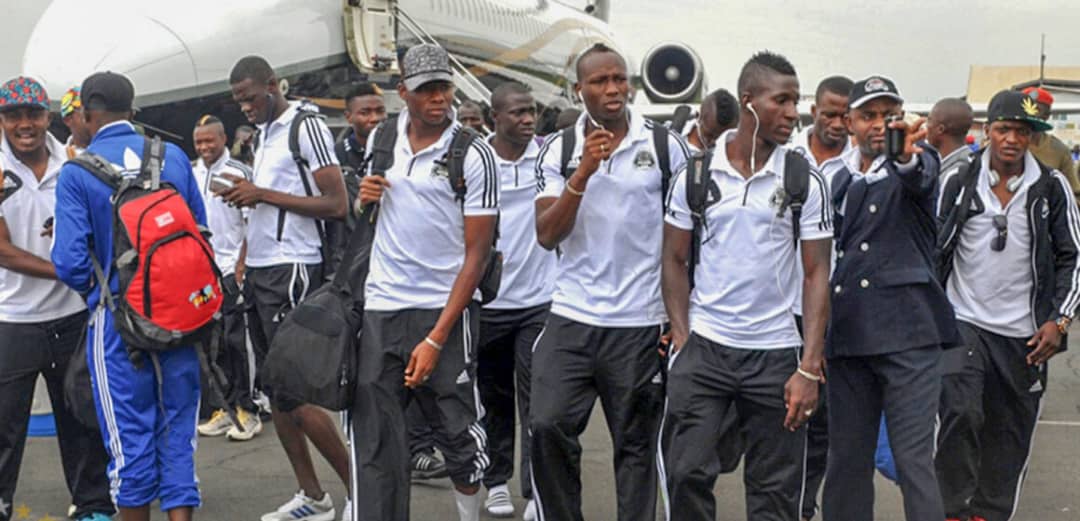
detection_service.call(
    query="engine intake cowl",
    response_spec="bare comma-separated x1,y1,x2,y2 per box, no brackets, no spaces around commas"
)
640,42,704,104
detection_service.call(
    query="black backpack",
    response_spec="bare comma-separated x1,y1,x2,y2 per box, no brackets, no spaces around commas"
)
557,121,676,208
282,109,342,279
685,149,811,284
366,115,503,304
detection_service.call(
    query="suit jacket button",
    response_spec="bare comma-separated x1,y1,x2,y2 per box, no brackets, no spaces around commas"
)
837,250,844,259
860,242,870,252
834,285,843,294
860,279,870,288
869,204,878,214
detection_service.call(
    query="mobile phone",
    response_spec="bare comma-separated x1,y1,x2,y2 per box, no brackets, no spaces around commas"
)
210,174,235,193
885,114,905,160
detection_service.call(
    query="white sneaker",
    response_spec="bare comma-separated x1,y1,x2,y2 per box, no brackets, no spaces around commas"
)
339,498,352,521
254,390,273,415
484,483,514,518
523,499,537,521
197,409,232,437
226,408,263,441
261,491,335,521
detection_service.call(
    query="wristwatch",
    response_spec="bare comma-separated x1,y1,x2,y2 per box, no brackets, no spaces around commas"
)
1056,316,1072,335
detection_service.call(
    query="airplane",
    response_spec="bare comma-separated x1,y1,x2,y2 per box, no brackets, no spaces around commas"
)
20,0,709,153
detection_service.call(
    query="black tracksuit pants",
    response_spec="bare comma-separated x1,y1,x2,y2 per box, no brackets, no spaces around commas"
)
529,313,664,521
659,333,807,521
936,322,1046,521
477,303,547,496
200,276,257,414
795,315,828,520
351,304,488,521
823,345,944,521
0,311,114,521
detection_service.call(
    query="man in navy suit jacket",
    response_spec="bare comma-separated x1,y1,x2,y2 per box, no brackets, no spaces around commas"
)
822,76,958,521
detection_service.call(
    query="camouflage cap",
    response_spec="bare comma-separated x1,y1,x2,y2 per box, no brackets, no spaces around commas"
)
401,44,453,92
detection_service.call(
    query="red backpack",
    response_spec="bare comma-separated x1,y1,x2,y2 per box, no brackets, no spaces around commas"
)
70,137,223,350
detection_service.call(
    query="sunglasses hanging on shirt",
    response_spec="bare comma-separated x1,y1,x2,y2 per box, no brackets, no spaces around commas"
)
990,214,1008,252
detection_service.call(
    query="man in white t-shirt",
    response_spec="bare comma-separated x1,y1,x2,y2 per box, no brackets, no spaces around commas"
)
226,56,351,521
530,43,689,521
658,52,831,521
352,43,499,521
0,76,113,521
190,115,262,441
475,82,557,520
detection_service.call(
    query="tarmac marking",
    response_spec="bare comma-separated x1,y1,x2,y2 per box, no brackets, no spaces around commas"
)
1037,420,1080,426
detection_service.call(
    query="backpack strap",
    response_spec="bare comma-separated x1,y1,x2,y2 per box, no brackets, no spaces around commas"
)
140,136,165,190
782,150,812,246
368,115,399,177
686,151,713,287
288,110,329,262
652,122,674,209
67,153,122,191
445,127,500,246
558,126,576,179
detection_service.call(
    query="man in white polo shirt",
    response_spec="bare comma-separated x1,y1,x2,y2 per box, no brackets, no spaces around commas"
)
226,56,351,521
476,82,556,519
530,43,689,521
352,43,498,521
190,115,262,441
787,74,851,521
659,52,831,521
0,76,113,521
935,89,1080,521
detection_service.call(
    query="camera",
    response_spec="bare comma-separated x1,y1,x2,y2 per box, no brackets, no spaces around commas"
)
885,114,905,160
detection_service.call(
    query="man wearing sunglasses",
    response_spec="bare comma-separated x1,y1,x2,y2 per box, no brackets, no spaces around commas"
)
935,89,1080,521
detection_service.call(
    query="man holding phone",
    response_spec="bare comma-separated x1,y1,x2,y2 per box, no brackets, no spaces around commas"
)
191,115,261,441
530,43,689,521
823,76,957,521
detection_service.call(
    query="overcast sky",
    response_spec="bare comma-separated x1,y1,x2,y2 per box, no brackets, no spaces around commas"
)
602,0,1080,102
4,1,1078,103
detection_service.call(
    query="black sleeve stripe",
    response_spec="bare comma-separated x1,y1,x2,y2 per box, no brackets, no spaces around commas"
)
808,168,832,229
302,117,334,168
1051,172,1080,316
534,134,561,194
469,140,498,209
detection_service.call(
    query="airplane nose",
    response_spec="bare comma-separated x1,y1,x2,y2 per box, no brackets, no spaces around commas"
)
22,0,195,108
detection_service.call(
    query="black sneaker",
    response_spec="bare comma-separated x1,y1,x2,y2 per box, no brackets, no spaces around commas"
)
410,450,449,480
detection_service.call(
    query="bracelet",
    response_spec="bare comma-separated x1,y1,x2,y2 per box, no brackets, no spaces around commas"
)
424,336,443,351
564,181,585,197
796,367,822,382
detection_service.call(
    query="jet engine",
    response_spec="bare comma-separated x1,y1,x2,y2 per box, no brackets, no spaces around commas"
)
639,42,705,104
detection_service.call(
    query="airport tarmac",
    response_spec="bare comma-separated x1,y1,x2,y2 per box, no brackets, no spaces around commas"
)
13,345,1080,520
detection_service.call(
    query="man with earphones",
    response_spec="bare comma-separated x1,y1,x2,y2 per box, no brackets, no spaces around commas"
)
531,42,689,521
934,89,1080,521
823,76,958,521
658,51,832,521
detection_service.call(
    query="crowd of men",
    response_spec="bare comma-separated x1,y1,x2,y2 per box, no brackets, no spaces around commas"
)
0,40,1076,521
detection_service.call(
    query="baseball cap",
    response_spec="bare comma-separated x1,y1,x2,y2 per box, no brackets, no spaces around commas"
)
60,86,81,118
81,71,135,113
987,89,1053,132
0,76,50,112
1022,87,1054,107
401,44,453,92
848,76,903,109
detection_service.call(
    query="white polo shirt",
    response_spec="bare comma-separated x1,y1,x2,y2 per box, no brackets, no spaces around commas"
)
486,136,556,310
0,132,86,322
947,149,1038,338
364,110,500,311
535,110,690,327
789,126,848,315
665,130,832,349
193,149,250,276
246,101,339,268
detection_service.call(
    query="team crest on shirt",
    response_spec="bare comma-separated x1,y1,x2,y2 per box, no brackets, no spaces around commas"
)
430,158,450,179
769,185,787,211
1,170,22,202
634,149,656,170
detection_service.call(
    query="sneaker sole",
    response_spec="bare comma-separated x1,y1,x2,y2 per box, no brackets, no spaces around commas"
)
260,509,335,521
226,423,263,441
486,506,514,518
410,468,450,480
197,426,231,437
